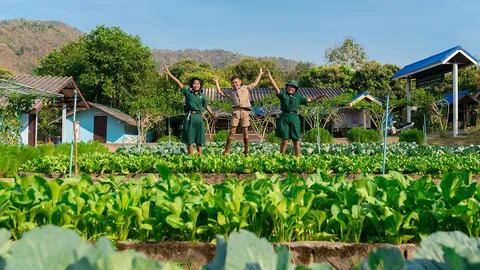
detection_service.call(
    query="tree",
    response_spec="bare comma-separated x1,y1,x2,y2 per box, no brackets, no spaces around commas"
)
129,72,184,143
224,58,286,87
298,65,353,89
35,25,158,112
285,61,315,80
168,59,230,88
411,89,450,136
324,37,367,70
433,65,480,95
250,93,280,140
352,61,404,99
203,100,231,140
301,91,355,133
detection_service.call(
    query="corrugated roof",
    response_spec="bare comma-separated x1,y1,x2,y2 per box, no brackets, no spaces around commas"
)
442,91,480,105
87,102,137,126
349,91,382,106
392,46,479,80
50,102,137,126
11,75,73,93
4,75,89,113
203,87,342,102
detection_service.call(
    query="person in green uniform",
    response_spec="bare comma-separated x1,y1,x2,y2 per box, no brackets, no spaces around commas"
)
265,69,325,156
162,66,214,155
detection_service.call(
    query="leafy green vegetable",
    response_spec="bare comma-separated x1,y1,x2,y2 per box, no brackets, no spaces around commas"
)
1,171,480,244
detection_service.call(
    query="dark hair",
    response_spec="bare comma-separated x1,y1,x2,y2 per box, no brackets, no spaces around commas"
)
230,75,241,82
189,77,204,89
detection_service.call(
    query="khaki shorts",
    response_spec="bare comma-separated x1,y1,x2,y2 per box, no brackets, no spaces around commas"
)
231,109,250,127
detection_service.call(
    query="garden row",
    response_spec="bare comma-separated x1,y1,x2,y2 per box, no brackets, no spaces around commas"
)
0,142,108,177
20,152,480,175
3,141,480,177
119,141,480,156
1,168,479,244
3,225,478,269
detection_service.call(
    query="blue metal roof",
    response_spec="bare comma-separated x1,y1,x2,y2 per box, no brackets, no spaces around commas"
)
349,91,383,105
392,46,478,79
351,91,368,102
443,91,470,104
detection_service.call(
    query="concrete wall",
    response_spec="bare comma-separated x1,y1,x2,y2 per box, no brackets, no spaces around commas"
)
19,113,29,145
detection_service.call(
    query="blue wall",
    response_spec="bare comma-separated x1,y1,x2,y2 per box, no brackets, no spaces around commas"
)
65,107,137,143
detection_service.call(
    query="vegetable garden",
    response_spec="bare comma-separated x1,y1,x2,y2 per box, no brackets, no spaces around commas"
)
2,141,480,269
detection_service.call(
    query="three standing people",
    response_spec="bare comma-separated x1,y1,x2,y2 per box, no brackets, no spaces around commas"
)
163,66,324,156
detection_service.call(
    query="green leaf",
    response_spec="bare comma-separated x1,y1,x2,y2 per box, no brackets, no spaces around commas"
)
165,215,185,229
304,263,335,270
203,234,227,270
0,228,11,257
217,213,227,226
6,225,92,270
363,247,406,270
413,231,480,266
276,245,294,270
225,229,277,270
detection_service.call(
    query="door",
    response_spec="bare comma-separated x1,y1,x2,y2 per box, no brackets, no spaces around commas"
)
28,114,36,147
93,116,107,143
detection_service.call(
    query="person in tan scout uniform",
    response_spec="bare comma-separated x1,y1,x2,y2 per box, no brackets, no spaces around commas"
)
213,69,264,155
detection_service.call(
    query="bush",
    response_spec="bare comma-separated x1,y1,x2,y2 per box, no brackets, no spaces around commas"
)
214,130,236,143
347,128,381,142
399,129,424,145
157,135,179,143
265,131,281,143
302,128,334,143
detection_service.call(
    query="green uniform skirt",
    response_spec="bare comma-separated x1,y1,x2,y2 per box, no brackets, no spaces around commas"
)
182,114,206,145
276,113,301,141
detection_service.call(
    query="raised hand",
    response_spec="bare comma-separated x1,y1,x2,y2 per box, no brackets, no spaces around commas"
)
161,66,170,74
265,69,271,77
213,77,219,84
259,68,264,75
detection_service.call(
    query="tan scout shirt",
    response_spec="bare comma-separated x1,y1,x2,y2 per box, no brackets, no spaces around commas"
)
223,83,255,110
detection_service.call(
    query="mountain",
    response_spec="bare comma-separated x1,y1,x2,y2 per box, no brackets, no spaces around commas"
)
0,19,300,75
151,49,300,70
0,19,83,74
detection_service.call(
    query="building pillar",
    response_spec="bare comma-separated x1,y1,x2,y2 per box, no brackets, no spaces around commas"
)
363,110,367,129
406,78,411,122
62,104,67,143
34,112,38,147
453,63,459,137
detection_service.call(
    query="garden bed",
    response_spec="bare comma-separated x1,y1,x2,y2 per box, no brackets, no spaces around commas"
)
16,171,480,184
115,240,417,268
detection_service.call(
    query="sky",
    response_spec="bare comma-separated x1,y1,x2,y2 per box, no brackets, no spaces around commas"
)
2,0,480,67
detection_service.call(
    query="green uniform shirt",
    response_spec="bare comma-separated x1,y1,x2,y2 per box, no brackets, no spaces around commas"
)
277,90,308,113
182,86,207,111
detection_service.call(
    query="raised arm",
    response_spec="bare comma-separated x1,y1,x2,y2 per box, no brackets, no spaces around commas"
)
265,69,280,95
251,68,264,88
213,77,226,97
162,66,183,90
307,94,326,103
205,105,215,117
